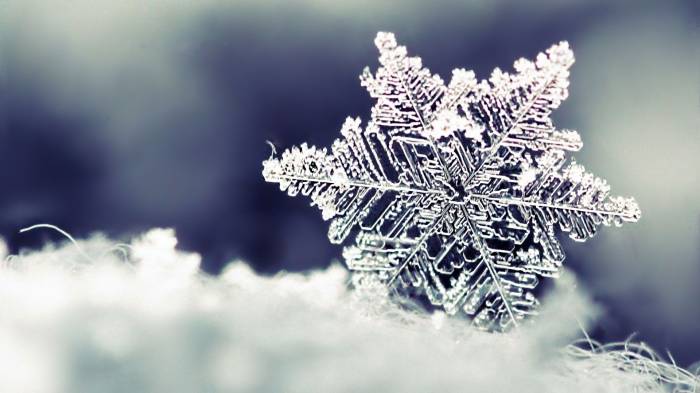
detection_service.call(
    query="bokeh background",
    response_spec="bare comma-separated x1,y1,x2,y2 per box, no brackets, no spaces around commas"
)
1,0,698,366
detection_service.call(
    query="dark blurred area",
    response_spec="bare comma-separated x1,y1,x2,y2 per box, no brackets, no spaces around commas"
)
1,0,698,366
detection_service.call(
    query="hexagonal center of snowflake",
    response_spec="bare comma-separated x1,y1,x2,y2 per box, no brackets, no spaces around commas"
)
445,180,471,204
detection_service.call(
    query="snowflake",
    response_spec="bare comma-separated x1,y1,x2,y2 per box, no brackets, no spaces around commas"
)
263,32,640,330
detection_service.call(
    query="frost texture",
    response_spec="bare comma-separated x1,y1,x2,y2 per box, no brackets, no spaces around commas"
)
263,32,641,330
0,229,696,393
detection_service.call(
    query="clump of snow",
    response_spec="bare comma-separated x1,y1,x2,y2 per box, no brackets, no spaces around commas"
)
0,228,696,393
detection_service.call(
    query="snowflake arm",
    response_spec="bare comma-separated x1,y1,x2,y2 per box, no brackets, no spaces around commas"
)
263,116,452,242
463,42,575,180
360,32,447,135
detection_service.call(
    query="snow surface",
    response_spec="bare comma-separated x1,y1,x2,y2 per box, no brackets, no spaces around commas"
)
0,228,695,393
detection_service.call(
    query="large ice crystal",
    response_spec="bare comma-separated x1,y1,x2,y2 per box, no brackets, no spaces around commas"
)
263,32,640,330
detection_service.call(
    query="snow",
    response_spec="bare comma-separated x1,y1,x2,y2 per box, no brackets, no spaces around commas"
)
0,228,695,393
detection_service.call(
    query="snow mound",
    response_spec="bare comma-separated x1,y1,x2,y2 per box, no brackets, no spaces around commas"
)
0,228,696,393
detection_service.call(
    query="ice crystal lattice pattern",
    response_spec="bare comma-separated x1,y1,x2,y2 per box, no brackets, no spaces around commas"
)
263,33,640,330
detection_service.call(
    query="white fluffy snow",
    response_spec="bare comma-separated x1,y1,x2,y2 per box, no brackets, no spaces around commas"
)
0,228,696,393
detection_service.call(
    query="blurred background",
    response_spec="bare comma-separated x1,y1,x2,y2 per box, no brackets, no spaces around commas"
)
0,0,698,366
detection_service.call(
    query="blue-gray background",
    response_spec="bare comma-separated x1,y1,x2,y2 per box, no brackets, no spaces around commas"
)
1,0,698,366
